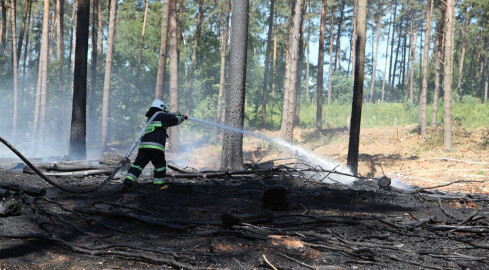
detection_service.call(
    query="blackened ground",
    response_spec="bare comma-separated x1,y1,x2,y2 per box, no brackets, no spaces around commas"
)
1,170,489,270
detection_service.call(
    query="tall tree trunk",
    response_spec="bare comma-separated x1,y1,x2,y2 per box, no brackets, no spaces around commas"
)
400,18,408,99
418,22,423,89
478,59,484,94
261,0,274,129
41,7,55,139
346,0,367,175
305,13,310,103
0,1,3,48
406,13,417,104
351,0,357,79
136,0,149,79
334,1,344,73
154,0,170,100
20,0,31,120
370,13,374,80
68,0,90,160
456,23,467,101
316,0,327,130
408,30,417,105
100,0,117,153
442,0,454,150
391,14,403,96
387,0,398,101
334,1,345,73
168,0,179,152
431,2,445,127
216,0,230,124
369,13,382,103
220,0,249,170
484,76,488,104
1,0,6,53
68,0,77,75
97,0,102,54
271,8,277,96
328,12,334,104
56,0,64,139
347,32,352,76
280,0,302,142
186,0,203,115
381,2,393,103
48,5,56,61
177,0,183,57
34,0,49,140
16,0,28,64
88,0,98,145
11,0,18,140
294,0,307,127
419,0,432,140
3,2,8,51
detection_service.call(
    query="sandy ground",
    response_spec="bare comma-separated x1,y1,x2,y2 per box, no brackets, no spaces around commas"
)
0,125,488,269
174,125,489,194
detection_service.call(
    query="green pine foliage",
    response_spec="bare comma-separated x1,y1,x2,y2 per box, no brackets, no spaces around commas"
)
1,0,488,147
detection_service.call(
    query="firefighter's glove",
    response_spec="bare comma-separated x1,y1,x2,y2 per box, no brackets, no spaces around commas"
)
183,115,188,120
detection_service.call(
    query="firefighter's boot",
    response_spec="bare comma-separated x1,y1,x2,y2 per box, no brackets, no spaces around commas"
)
153,178,168,190
122,177,136,192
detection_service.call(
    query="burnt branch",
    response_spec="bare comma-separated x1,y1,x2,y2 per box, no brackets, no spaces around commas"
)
73,206,188,231
0,233,204,269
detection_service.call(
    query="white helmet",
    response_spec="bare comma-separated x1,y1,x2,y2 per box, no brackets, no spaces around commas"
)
151,99,166,110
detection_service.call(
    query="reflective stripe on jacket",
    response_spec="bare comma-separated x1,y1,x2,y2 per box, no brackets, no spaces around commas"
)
139,112,183,152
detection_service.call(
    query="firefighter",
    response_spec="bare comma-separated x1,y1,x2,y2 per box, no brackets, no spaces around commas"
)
122,99,187,191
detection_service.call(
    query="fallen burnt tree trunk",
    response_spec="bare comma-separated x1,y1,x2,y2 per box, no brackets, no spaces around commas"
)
23,163,113,176
22,163,100,173
0,182,46,197
166,166,291,179
38,169,114,178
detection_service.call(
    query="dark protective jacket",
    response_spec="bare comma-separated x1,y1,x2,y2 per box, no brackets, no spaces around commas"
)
139,108,185,152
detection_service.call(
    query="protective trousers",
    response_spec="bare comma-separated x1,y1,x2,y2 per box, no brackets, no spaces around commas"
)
124,149,167,185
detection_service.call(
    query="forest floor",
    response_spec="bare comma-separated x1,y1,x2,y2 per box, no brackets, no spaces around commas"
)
1,125,489,269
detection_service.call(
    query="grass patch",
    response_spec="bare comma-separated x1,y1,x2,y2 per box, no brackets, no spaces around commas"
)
296,102,489,130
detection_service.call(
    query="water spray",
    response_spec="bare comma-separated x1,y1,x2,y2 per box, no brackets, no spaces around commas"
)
187,116,357,185
0,113,388,194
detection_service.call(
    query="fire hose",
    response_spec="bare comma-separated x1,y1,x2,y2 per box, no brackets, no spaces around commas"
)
0,111,165,194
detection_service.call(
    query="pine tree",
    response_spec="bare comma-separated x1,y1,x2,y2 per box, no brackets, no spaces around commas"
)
69,0,90,160
261,0,274,129
316,0,327,130
168,0,179,152
419,0,433,140
347,0,367,175
11,0,18,140
100,0,118,153
220,0,249,170
443,0,455,149
155,0,170,100
280,0,303,142
216,0,230,124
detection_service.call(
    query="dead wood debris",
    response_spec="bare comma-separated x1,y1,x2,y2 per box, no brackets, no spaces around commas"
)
0,233,205,270
0,182,46,197
2,164,489,269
